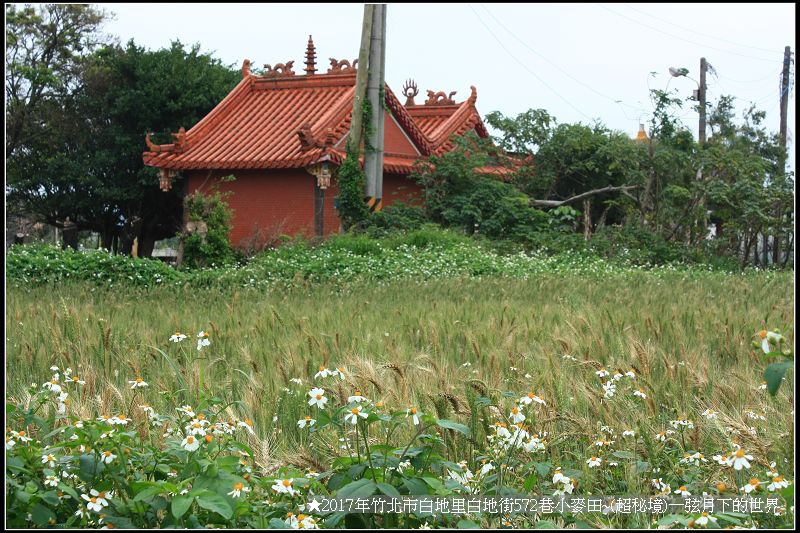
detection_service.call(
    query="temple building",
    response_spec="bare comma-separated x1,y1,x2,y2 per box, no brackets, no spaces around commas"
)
143,36,497,248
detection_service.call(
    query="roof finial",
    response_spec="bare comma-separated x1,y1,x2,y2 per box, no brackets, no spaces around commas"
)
242,59,251,79
305,35,317,76
402,79,418,106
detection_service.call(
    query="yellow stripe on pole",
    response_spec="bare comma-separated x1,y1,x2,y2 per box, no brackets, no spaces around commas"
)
373,199,383,212
366,196,376,209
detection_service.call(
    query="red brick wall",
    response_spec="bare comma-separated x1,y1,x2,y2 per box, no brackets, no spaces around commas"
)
186,169,423,246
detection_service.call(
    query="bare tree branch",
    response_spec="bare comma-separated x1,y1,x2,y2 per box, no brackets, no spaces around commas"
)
529,184,641,207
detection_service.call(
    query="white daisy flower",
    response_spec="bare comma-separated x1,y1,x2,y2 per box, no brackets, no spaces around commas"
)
169,331,187,343
622,429,636,437
731,449,753,471
758,330,784,354
587,456,602,468
344,405,368,425
625,370,636,378
552,469,571,485
44,475,59,487
695,512,717,526
767,476,789,492
196,331,211,351
176,405,196,418
307,388,328,409
509,406,525,424
68,375,86,385
596,368,610,378
347,390,369,403
181,435,201,452
41,453,57,468
297,416,316,429
314,366,330,379
633,389,647,399
701,408,718,419
109,414,129,426
674,485,691,496
272,478,297,496
237,419,255,435
519,392,546,406
42,379,62,394
602,381,616,399
128,377,148,389
741,478,761,494
406,407,421,425
81,489,111,512
227,482,250,498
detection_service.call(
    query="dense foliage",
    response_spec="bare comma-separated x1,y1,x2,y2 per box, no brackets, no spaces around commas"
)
6,3,239,255
181,187,238,269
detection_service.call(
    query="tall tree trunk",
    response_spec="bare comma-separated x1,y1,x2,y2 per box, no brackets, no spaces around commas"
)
138,236,155,258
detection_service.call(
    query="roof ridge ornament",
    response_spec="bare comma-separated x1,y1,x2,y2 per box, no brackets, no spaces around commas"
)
242,59,251,79
327,58,358,74
305,35,317,76
145,127,188,153
425,90,457,106
264,61,296,77
402,79,418,106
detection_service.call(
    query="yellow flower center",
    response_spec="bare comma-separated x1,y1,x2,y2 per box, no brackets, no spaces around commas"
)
282,479,291,487
749,478,760,486
354,390,361,396
679,486,687,492
716,483,726,493
298,514,306,521
410,408,417,414
319,366,325,371
736,450,745,458
701,512,708,517
197,413,205,420
245,419,252,426
511,407,519,414
205,435,213,443
136,378,143,383
73,377,80,382
98,492,105,499
774,476,784,482
18,431,25,436
104,451,112,457
759,330,767,339
234,482,243,491
117,415,126,421
338,367,345,373
187,436,195,443
192,423,201,428
316,395,322,400
304,416,312,421
351,408,359,414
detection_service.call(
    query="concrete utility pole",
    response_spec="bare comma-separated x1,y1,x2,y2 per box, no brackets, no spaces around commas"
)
779,46,792,163
365,3,386,211
347,4,374,154
699,57,707,144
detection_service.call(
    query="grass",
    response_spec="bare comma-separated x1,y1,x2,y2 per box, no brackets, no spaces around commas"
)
7,271,794,478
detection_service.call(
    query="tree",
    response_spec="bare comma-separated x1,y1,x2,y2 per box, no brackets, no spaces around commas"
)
6,34,239,255
5,4,108,157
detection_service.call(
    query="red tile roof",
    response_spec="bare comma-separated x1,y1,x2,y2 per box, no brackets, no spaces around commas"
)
143,64,500,175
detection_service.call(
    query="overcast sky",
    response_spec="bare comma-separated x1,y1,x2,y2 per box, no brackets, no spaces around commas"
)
100,2,795,169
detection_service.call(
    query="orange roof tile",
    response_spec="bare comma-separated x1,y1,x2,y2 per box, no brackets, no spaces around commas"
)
143,68,491,174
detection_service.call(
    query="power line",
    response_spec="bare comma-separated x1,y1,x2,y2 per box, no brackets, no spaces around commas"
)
598,4,784,64
466,4,595,121
479,3,641,118
621,3,785,56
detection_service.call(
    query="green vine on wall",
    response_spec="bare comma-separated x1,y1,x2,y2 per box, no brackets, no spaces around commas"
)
336,100,374,231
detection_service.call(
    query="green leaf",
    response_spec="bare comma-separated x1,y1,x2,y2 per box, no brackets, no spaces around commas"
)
765,361,793,395
457,519,481,528
535,520,558,528
436,418,471,436
196,492,233,520
30,503,55,527
40,490,60,506
134,485,165,502
336,478,377,498
377,482,401,497
611,450,636,460
402,477,429,495
171,494,193,519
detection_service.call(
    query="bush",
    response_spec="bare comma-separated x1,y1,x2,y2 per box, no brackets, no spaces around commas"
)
181,189,239,269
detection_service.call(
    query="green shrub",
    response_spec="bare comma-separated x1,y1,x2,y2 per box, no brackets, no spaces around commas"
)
181,189,238,269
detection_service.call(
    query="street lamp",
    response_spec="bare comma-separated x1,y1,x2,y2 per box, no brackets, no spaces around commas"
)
669,58,709,143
